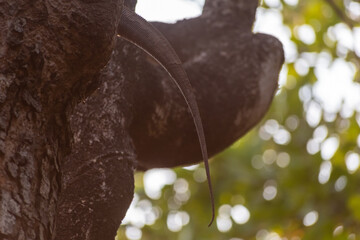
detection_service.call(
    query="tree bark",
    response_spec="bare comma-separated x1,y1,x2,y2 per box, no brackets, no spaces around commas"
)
0,0,122,239
55,53,136,240
64,0,283,238
0,0,284,239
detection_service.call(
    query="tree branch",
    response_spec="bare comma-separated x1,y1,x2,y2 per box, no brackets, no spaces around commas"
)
69,0,284,171
61,1,284,238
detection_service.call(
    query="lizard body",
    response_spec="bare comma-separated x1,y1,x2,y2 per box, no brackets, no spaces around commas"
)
117,6,215,226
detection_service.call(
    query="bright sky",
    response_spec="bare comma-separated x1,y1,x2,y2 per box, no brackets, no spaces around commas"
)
136,0,205,23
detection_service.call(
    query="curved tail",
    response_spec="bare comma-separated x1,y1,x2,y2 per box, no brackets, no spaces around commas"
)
118,6,215,226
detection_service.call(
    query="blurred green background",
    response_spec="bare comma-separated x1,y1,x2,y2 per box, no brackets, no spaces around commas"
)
118,0,360,239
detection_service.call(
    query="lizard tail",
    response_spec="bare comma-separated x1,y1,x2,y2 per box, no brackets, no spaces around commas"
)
117,6,215,226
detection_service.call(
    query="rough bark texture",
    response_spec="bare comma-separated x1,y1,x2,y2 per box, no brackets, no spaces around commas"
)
55,48,136,240
0,0,123,239
0,0,284,239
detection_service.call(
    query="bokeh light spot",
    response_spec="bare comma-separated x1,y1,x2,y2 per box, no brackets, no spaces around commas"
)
335,176,347,192
216,215,232,232
321,136,339,160
167,211,190,232
303,211,319,226
276,152,290,168
345,152,360,174
125,226,142,240
263,180,277,201
144,169,176,199
318,161,332,184
231,205,250,224
295,24,316,45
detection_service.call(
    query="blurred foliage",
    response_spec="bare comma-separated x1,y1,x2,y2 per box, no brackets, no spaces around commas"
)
118,0,360,239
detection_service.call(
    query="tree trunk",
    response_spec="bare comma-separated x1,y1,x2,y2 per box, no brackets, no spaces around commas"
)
0,0,283,239
0,0,122,239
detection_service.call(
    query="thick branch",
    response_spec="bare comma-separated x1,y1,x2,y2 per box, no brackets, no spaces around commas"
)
63,1,284,238
131,0,283,169
130,26,284,169
57,59,137,239
71,0,284,171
